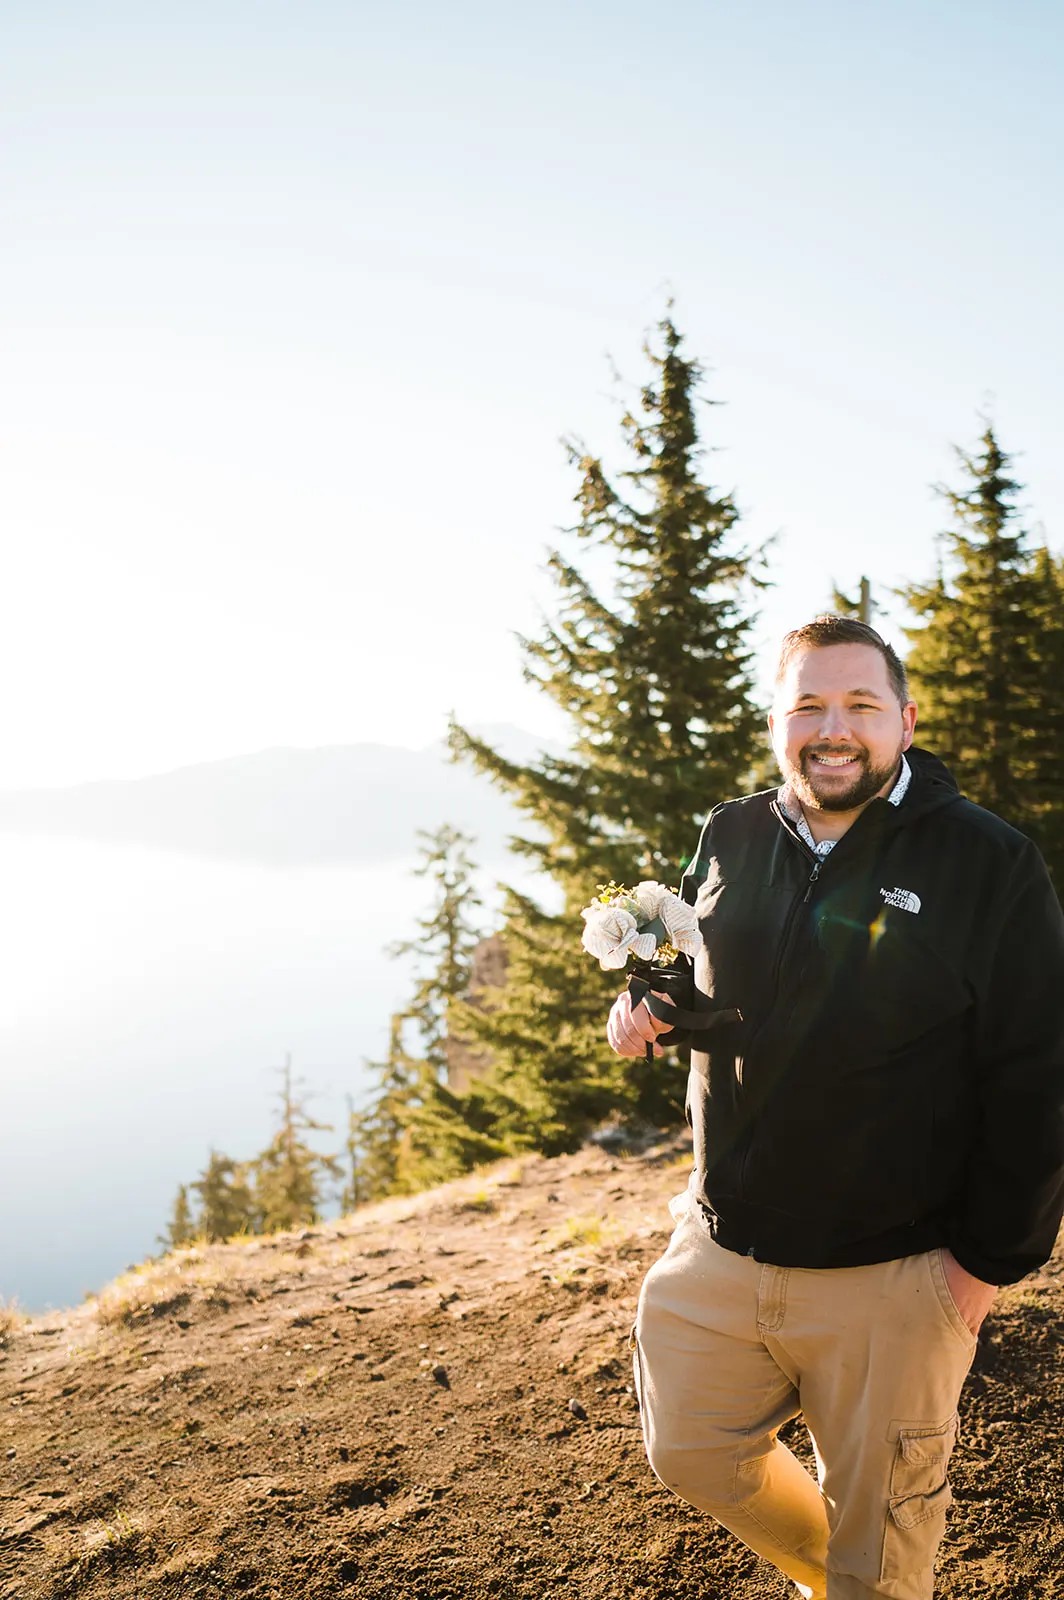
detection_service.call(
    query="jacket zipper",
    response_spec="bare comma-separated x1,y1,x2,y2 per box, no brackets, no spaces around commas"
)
736,826,822,1201
759,809,822,1009
739,850,821,1074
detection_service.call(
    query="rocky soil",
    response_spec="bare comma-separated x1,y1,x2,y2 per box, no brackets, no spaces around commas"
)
1,1135,1061,1599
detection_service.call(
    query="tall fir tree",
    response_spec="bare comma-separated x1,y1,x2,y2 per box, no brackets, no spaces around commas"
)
448,314,766,1146
190,1149,257,1242
160,1182,197,1250
346,1013,420,1201
387,825,484,1068
1022,544,1064,882
340,1093,365,1211
347,825,502,1198
251,1056,343,1232
902,425,1064,886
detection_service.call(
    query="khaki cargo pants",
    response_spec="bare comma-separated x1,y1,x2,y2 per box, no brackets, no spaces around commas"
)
633,1201,978,1600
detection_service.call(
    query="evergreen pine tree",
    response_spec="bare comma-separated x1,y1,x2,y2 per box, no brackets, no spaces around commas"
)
340,1093,365,1212
448,314,766,1145
449,886,644,1154
191,1149,257,1242
388,825,484,1068
902,425,1064,884
251,1055,343,1232
347,825,501,1198
160,1182,197,1250
346,1014,419,1201
1021,545,1064,883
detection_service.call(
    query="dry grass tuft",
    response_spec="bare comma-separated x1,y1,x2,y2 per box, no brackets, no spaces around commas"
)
545,1212,624,1254
0,1297,26,1347
91,1247,232,1329
65,1510,149,1584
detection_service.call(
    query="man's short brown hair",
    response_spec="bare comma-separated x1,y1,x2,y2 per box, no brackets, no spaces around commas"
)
775,615,911,707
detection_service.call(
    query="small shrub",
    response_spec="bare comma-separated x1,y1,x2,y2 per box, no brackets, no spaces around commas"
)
546,1213,624,1254
561,1215,605,1248
92,1249,226,1329
0,1298,25,1347
65,1511,147,1588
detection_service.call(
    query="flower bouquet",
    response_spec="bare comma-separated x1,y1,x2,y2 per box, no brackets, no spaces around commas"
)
582,883,739,1056
581,879,702,973
581,880,740,1060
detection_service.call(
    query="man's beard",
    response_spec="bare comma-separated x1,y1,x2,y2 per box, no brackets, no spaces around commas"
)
788,746,902,813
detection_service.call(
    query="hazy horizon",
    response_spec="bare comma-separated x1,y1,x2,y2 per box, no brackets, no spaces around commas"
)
2,832,546,1316
0,731,554,1313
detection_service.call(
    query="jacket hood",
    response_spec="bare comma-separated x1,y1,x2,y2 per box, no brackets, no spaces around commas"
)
901,745,962,817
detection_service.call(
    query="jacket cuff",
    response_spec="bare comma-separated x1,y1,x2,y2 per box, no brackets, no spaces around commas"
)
946,1237,1040,1288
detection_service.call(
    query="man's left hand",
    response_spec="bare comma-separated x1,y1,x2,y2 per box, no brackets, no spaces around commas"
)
941,1248,998,1337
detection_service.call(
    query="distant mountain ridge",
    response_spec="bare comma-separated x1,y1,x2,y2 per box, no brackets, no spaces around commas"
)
0,725,560,866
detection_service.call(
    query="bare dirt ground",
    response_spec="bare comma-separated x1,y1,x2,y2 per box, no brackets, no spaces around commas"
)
1,1135,1062,1600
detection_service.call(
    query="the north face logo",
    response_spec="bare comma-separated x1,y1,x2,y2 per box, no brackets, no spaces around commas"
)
879,886,921,914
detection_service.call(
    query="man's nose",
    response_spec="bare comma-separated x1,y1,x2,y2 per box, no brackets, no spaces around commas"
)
818,706,853,740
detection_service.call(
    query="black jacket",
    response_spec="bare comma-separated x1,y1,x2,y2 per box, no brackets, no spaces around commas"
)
677,747,1064,1285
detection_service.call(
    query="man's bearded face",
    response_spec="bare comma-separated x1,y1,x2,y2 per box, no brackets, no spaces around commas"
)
769,643,917,817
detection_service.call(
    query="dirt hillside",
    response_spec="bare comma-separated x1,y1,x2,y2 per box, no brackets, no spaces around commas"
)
2,1135,1062,1600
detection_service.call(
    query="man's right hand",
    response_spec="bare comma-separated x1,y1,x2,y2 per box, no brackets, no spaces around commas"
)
606,990,677,1058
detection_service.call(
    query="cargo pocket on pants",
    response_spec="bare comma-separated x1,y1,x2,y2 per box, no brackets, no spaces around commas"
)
880,1416,957,1582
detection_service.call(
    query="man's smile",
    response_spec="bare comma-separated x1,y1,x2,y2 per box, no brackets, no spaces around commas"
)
806,750,864,770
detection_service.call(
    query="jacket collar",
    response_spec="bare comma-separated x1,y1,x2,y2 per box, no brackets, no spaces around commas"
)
770,746,961,853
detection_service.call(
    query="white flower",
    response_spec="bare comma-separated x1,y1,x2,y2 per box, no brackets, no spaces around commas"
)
581,903,648,969
631,881,669,921
657,891,703,958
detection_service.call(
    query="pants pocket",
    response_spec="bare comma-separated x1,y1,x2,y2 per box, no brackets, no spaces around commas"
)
927,1248,979,1351
881,1416,957,1582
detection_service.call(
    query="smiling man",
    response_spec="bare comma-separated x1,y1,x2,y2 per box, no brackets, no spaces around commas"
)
608,615,1064,1600
771,633,917,832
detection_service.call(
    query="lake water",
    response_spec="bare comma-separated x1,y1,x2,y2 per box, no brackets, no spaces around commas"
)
0,835,520,1313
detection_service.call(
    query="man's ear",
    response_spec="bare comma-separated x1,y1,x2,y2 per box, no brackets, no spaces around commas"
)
901,700,917,750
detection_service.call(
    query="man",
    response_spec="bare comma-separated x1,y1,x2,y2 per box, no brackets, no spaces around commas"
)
608,615,1064,1600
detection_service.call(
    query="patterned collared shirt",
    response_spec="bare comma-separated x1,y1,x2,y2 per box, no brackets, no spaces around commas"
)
680,754,912,898
778,752,912,858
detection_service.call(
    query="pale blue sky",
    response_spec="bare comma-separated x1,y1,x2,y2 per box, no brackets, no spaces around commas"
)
3,1,1062,785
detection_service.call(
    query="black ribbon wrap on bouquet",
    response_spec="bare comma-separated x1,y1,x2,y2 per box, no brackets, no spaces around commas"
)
626,957,742,1065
